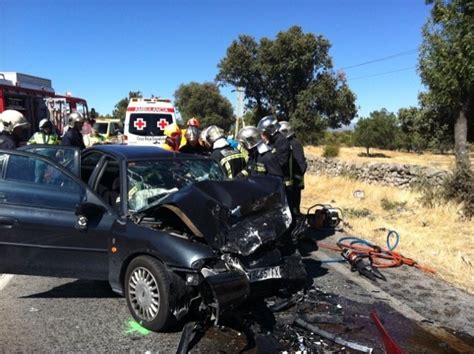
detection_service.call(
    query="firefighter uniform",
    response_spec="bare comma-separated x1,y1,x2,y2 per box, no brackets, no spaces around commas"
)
61,128,85,150
239,143,283,178
210,145,246,178
288,135,307,215
0,133,17,149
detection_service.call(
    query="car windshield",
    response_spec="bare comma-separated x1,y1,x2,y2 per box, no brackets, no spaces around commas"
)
127,158,225,212
94,122,108,134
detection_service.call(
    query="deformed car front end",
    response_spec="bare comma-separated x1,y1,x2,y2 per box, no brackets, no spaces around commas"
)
128,174,307,329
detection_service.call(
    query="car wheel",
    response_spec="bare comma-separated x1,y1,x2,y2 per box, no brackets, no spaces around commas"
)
124,256,174,331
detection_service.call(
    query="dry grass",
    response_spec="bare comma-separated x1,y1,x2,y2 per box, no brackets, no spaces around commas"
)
305,146,473,170
302,174,474,293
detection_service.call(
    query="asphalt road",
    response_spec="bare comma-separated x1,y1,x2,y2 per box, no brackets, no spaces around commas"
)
1,231,473,353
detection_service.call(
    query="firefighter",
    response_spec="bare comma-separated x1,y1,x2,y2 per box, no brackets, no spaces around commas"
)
179,126,206,155
61,112,86,149
206,125,246,178
0,110,31,149
257,115,294,209
236,126,283,178
279,121,307,216
28,119,60,145
161,123,182,152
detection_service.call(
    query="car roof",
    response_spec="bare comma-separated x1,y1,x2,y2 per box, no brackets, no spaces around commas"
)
86,144,205,161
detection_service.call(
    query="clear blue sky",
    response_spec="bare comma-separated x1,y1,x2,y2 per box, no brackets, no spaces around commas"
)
0,0,431,119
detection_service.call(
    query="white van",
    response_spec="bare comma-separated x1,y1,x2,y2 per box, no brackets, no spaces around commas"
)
124,98,176,146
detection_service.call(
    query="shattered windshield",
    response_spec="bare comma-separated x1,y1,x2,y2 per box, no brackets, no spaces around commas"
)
127,158,225,211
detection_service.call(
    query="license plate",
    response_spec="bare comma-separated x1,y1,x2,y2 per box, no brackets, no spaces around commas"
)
248,266,282,282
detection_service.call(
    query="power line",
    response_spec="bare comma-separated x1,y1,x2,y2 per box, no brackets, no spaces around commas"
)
340,49,418,70
349,66,416,80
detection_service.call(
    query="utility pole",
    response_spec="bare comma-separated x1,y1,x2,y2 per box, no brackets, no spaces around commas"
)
234,87,245,136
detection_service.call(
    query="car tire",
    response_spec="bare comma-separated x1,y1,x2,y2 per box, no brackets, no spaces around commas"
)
124,256,174,332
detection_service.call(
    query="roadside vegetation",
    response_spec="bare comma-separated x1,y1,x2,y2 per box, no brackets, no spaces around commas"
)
302,174,474,293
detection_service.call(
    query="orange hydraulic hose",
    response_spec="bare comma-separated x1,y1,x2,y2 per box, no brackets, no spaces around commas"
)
317,240,436,274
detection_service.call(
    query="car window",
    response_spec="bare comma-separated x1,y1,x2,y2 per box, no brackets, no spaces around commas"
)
95,158,121,210
81,152,102,184
94,123,108,135
18,146,80,176
0,153,83,210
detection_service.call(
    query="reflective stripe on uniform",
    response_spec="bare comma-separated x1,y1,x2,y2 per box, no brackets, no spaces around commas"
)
219,151,246,178
255,163,266,173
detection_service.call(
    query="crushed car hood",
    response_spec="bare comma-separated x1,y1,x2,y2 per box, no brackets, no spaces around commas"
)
149,176,292,256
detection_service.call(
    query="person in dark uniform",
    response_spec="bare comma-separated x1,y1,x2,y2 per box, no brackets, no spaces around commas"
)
179,126,207,155
0,110,31,149
205,125,246,178
61,112,86,149
279,121,307,216
236,126,283,178
257,115,294,210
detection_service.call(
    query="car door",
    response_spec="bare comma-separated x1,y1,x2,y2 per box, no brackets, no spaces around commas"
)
0,149,115,280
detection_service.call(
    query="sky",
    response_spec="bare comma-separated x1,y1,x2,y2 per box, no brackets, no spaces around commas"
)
0,0,432,120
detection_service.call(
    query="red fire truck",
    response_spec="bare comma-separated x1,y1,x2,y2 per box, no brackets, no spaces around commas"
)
0,72,89,140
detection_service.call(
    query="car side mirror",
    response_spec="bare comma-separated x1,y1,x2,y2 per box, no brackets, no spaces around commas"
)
75,203,106,231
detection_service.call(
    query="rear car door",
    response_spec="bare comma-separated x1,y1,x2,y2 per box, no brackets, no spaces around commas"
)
0,150,115,280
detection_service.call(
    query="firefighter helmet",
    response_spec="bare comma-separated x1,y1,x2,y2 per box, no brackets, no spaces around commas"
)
0,110,30,133
257,115,280,136
187,117,200,128
237,126,262,150
185,126,200,143
278,121,294,138
67,112,84,128
206,125,224,145
199,126,211,148
39,118,53,130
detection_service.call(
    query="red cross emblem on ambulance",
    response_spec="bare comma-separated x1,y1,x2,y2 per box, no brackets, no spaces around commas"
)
134,118,146,130
157,118,169,130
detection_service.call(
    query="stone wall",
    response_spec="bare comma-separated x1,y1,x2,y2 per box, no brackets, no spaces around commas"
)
306,155,448,188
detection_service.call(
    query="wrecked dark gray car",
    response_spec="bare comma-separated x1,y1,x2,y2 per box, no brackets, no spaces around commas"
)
0,145,306,332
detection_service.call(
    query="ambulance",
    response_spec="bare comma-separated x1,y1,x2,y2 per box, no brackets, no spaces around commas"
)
123,97,176,145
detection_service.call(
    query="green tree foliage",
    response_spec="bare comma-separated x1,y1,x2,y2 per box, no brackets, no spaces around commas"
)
112,91,142,122
216,26,357,143
323,130,354,147
174,82,234,131
353,109,400,156
419,0,474,166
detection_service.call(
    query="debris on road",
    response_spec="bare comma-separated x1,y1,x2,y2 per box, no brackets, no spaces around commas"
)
294,317,374,353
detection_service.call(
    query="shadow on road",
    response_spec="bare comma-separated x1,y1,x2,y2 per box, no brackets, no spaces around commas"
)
20,279,120,299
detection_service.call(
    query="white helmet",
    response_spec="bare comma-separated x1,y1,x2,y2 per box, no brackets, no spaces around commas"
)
39,118,53,130
206,125,225,145
237,126,262,150
67,112,84,128
0,110,30,133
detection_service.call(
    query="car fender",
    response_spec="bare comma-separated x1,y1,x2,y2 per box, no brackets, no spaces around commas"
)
108,220,216,294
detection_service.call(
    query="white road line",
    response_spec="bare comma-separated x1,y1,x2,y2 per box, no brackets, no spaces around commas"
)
0,274,14,291
312,250,474,353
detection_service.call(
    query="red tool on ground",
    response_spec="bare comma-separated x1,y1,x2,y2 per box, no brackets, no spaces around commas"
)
371,310,404,354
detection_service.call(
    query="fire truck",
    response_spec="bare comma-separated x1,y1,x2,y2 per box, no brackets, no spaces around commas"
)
0,72,89,140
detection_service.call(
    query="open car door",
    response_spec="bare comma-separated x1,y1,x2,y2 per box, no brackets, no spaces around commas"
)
18,145,81,177
0,149,115,280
